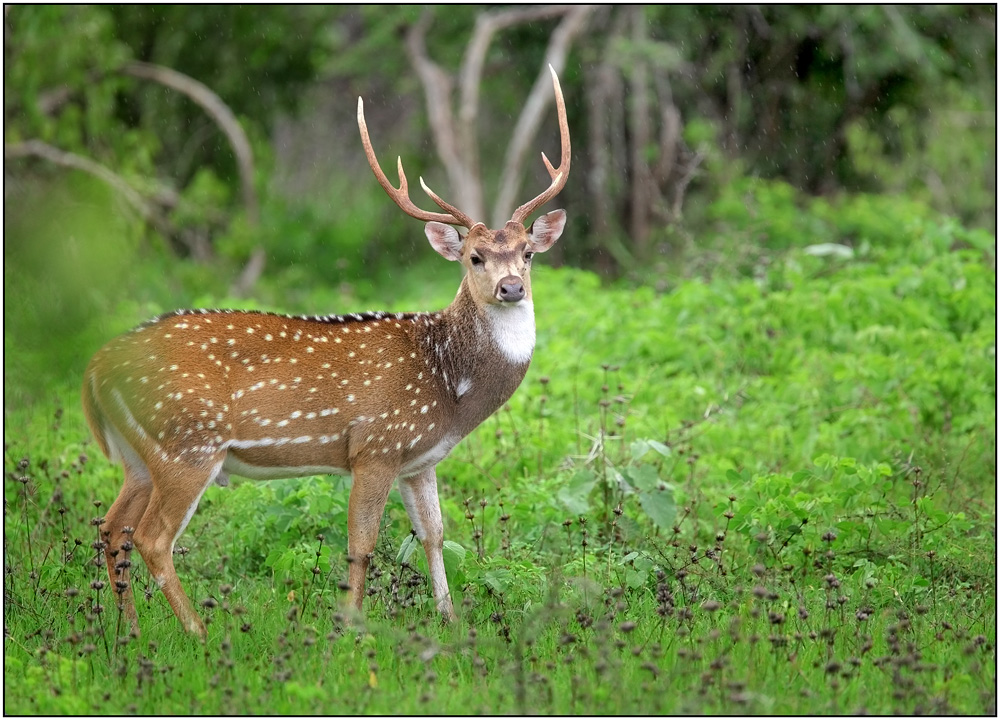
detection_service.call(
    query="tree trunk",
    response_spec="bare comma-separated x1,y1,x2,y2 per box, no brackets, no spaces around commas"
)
627,7,653,260
584,8,628,276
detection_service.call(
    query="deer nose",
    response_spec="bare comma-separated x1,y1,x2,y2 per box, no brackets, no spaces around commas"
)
496,276,525,303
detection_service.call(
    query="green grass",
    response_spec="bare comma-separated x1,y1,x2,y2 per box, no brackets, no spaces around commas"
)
3,197,996,714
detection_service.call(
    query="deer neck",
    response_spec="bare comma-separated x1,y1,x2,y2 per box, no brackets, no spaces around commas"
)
422,278,535,430
446,275,535,362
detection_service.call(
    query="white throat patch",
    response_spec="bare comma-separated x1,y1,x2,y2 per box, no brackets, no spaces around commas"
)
484,301,535,364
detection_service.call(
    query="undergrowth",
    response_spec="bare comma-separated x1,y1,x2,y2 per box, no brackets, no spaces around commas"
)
4,191,996,714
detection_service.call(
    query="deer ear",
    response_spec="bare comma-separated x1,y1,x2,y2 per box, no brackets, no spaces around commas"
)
425,222,463,261
527,209,566,253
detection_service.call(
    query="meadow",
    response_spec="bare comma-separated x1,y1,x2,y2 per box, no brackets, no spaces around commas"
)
4,187,996,714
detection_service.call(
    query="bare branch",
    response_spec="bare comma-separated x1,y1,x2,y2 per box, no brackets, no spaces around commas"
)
5,139,157,221
670,150,704,222
235,246,267,295
406,11,482,222
122,61,257,225
36,85,74,115
458,5,574,214
491,6,593,227
121,61,263,295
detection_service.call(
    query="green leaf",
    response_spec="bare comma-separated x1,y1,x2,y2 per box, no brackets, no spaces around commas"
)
638,483,676,529
630,439,650,461
442,541,467,585
557,469,598,515
625,567,649,589
616,514,642,542
396,533,418,565
482,569,510,594
647,440,672,458
813,454,837,470
627,464,662,493
443,540,466,564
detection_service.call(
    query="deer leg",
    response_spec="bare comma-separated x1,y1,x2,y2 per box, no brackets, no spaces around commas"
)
132,459,220,640
101,461,153,636
398,466,455,620
346,462,398,613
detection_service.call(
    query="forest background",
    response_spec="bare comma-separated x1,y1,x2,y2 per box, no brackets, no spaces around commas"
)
5,5,995,394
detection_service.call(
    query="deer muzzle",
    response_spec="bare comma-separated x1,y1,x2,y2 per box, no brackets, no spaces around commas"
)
496,276,525,303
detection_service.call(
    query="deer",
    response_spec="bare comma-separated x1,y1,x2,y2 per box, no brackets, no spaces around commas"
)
81,66,570,639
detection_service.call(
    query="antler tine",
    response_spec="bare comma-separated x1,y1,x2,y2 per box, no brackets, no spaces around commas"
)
357,97,471,228
419,177,477,230
511,65,572,225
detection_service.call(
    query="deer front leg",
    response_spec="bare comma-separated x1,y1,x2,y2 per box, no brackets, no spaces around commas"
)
346,462,398,613
398,466,456,620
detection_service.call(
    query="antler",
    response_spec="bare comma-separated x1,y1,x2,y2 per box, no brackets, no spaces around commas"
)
357,97,476,229
510,65,571,225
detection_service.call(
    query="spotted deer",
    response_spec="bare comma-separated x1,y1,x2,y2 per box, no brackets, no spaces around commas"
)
82,67,570,638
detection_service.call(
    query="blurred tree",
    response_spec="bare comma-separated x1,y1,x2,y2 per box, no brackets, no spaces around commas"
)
5,5,331,259
651,5,996,223
107,5,331,187
3,5,995,327
402,5,592,226
3,5,332,401
573,5,995,273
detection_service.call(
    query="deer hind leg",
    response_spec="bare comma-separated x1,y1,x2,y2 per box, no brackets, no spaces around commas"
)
101,460,153,636
346,461,399,614
132,455,222,640
398,466,455,620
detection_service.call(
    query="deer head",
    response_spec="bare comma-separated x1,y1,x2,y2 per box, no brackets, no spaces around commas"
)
358,65,570,310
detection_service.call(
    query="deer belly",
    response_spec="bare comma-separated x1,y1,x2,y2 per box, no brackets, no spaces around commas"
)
222,437,349,480
398,433,460,478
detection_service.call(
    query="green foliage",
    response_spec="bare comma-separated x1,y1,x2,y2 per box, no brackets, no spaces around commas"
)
4,6,137,158
3,175,151,403
199,474,351,583
651,5,996,219
107,5,331,186
844,80,997,230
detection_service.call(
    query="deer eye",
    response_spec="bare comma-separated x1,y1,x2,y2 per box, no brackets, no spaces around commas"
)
524,251,534,262
470,254,484,267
